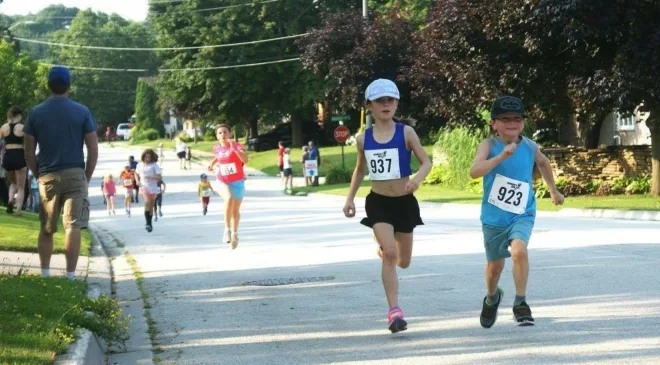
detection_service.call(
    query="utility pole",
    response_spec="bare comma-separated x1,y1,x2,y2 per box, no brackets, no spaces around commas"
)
363,0,374,129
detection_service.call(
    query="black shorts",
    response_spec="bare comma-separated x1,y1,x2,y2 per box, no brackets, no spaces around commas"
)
283,168,293,177
360,191,423,234
177,151,186,159
1,149,26,171
155,193,162,205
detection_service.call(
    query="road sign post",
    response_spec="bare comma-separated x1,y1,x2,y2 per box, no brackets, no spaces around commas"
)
334,126,350,169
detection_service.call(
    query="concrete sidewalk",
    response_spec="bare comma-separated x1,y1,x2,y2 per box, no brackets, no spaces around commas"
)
0,250,88,277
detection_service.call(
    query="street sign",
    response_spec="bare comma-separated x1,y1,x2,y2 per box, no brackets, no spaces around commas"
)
334,126,350,143
331,115,351,122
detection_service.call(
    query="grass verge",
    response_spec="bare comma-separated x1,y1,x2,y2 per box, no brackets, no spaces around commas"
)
292,182,660,211
0,212,91,255
0,275,128,365
124,251,163,356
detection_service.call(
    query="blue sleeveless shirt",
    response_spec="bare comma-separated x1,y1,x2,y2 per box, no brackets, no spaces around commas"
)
480,137,538,227
364,123,412,181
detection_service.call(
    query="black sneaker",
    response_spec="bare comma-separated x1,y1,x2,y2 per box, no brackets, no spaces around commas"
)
480,288,503,329
513,301,535,326
146,224,153,233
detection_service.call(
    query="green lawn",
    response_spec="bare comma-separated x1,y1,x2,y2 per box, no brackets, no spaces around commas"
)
119,139,434,176
0,213,91,255
0,275,127,365
293,182,660,211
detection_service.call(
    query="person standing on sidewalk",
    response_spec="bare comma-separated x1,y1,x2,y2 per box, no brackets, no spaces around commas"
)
470,96,564,328
23,65,99,280
343,79,432,333
134,149,162,233
1,106,27,216
208,124,248,249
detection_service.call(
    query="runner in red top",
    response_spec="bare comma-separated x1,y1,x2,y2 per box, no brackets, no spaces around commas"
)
208,124,249,249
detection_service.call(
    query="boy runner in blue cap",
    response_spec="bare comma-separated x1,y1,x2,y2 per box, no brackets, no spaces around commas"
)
470,96,564,328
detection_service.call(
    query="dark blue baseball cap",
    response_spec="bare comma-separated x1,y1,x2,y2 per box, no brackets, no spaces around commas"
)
48,66,71,86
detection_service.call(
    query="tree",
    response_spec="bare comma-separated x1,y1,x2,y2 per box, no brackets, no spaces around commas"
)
151,0,356,145
51,10,159,133
134,78,164,136
299,10,416,115
0,41,49,113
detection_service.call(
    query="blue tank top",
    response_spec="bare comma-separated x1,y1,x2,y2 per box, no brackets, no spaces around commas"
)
480,137,538,227
363,123,412,181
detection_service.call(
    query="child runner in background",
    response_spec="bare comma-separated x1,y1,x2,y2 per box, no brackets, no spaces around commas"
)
277,141,285,186
470,96,564,328
198,173,216,215
208,124,249,249
153,178,167,221
103,174,117,216
120,163,135,217
135,149,162,232
343,79,432,334
185,146,193,170
28,168,39,212
283,147,293,192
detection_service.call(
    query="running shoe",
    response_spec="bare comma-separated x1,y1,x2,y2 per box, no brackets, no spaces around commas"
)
146,224,152,233
223,230,231,244
159,210,163,217
480,287,503,329
231,234,239,250
388,307,407,333
513,301,535,326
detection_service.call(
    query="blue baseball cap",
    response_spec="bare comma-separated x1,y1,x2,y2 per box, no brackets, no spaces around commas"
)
365,79,400,101
48,66,71,86
200,173,207,179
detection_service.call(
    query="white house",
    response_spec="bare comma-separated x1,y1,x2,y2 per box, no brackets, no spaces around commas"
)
598,110,651,146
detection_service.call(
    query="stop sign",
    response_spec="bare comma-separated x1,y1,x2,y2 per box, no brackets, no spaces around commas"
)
334,126,350,143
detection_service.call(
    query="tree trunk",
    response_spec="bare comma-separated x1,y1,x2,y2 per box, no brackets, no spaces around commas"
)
651,119,660,196
585,112,608,149
291,112,304,146
248,118,259,140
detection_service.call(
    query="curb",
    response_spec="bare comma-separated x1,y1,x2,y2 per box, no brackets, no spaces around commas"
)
557,208,660,221
305,192,660,222
53,228,112,365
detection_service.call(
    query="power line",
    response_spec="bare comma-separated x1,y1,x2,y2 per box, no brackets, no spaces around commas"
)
39,57,300,72
151,0,279,14
14,33,307,51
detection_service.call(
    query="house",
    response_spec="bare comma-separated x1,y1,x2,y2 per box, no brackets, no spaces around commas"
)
163,109,181,136
598,110,651,146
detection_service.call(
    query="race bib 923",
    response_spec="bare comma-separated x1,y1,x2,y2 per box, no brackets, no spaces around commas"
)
365,148,400,181
487,174,530,214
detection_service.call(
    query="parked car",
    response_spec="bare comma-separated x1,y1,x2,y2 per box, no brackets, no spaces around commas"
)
116,123,133,140
247,122,329,151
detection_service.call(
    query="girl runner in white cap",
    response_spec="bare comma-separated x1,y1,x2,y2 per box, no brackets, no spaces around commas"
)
343,79,432,333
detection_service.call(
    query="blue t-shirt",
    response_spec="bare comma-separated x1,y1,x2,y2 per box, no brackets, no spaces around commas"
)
480,137,538,227
23,97,98,175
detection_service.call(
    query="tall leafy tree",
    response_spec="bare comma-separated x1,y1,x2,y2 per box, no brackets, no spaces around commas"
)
134,78,164,136
151,0,355,144
0,41,49,113
51,10,159,133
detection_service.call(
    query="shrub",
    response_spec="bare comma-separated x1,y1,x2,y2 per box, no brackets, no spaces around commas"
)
423,164,448,185
625,175,651,195
324,167,352,185
142,128,160,141
611,177,633,194
203,129,216,142
595,182,613,196
433,126,487,190
178,132,193,143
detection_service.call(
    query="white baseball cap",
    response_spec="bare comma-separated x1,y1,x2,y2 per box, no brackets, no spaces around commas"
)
365,79,400,101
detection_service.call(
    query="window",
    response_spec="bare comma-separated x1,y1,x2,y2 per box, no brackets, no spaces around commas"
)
615,112,635,132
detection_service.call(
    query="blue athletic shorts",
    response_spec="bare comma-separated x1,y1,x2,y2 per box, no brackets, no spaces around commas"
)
482,218,534,261
224,180,245,200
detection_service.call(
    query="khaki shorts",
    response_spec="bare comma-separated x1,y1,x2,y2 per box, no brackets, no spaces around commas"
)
38,168,90,234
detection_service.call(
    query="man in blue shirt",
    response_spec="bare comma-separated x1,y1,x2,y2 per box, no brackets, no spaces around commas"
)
308,140,321,186
23,66,99,280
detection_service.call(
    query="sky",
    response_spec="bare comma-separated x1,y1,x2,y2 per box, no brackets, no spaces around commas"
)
0,0,148,21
